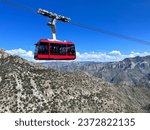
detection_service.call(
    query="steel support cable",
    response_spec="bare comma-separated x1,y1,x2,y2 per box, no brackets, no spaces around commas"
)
1,0,150,46
70,21,150,46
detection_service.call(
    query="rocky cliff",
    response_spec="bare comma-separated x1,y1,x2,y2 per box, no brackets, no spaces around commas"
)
0,50,150,113
44,56,150,88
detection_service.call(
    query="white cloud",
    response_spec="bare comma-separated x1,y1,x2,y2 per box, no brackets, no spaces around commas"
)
76,51,150,62
6,48,34,61
110,50,121,55
5,48,150,62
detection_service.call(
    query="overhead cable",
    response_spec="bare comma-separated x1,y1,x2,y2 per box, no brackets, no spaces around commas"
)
70,21,150,45
1,0,150,45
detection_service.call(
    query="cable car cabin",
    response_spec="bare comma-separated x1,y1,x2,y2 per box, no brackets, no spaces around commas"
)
34,39,76,60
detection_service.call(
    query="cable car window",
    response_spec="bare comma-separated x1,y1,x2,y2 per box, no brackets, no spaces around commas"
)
35,45,38,54
50,43,59,55
38,42,49,55
59,44,66,55
50,43,66,55
68,45,75,55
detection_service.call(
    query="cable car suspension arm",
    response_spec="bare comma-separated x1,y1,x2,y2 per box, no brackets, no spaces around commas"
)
37,9,71,40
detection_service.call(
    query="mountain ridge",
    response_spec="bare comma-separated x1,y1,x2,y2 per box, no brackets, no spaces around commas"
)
43,55,150,88
0,50,150,112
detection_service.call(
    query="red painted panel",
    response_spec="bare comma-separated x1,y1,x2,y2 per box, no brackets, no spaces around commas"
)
37,54,76,60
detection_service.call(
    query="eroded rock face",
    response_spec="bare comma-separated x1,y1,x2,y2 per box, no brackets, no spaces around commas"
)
0,49,9,59
44,56,150,88
0,50,150,113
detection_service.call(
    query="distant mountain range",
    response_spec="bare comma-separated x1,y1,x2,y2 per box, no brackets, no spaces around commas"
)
43,56,150,88
0,49,150,113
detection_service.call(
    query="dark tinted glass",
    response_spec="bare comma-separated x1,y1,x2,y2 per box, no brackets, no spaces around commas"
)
50,43,66,55
68,45,75,55
38,42,49,55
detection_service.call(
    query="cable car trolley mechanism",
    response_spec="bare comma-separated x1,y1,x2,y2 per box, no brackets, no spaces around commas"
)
34,9,76,60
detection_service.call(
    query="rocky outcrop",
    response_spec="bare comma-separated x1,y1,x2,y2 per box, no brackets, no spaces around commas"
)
44,56,150,88
0,50,150,113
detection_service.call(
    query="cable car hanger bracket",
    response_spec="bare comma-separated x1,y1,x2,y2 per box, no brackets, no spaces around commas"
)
37,9,71,40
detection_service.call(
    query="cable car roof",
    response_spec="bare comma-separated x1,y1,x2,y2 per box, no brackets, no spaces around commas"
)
36,39,74,45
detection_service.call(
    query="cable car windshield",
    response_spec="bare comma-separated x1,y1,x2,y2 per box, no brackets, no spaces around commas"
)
68,45,75,55
36,42,49,55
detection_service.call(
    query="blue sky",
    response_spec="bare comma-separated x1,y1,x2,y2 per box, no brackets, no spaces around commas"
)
1,0,150,61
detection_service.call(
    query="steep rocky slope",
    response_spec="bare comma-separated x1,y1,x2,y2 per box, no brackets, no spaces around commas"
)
44,56,150,88
0,50,150,113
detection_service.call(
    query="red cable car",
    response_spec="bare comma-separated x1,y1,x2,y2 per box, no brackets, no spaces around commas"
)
34,9,76,60
34,39,76,60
